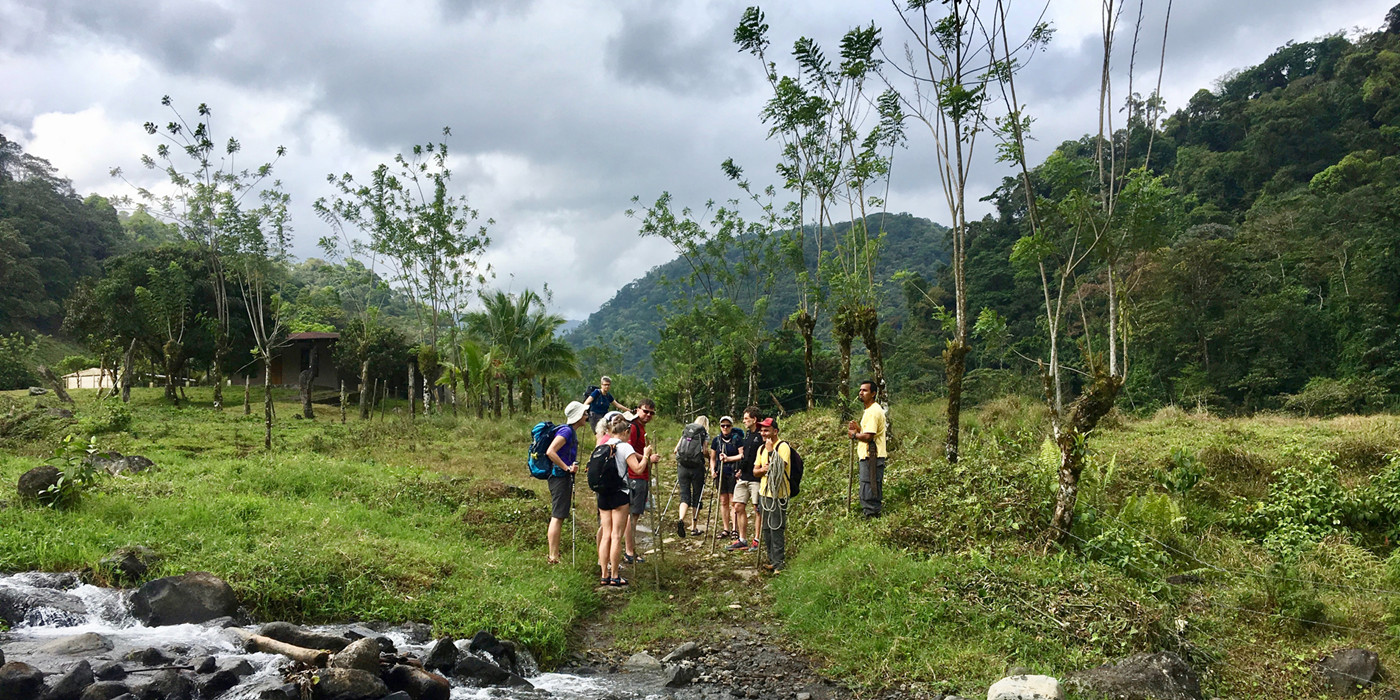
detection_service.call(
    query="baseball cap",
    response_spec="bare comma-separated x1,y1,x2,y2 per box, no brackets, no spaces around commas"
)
719,415,734,425
758,417,779,430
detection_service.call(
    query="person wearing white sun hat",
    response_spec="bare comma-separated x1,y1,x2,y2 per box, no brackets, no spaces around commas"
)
545,400,589,565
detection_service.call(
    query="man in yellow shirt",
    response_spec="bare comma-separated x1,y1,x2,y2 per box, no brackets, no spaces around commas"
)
846,379,886,518
754,417,792,571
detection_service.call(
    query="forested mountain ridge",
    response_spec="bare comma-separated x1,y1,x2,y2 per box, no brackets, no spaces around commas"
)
565,212,950,378
962,13,1400,412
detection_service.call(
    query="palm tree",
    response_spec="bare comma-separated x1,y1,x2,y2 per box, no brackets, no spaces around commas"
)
464,288,577,416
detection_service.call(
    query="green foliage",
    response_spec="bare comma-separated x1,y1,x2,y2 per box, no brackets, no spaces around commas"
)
37,434,101,509
1229,445,1348,559
1154,447,1204,502
54,354,98,375
0,332,38,390
77,398,132,435
1282,376,1389,416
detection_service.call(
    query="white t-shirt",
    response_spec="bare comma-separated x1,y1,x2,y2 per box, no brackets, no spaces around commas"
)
609,438,635,488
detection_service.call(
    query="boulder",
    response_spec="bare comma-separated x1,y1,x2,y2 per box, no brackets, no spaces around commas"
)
423,638,458,672
467,631,519,674
128,647,173,666
1314,648,1380,696
39,659,93,700
1065,652,1202,700
18,571,80,589
92,663,126,682
29,386,48,396
988,674,1063,700
329,637,381,673
258,683,301,700
199,669,241,698
384,664,451,700
662,663,697,688
663,641,701,663
0,585,88,628
451,656,510,686
84,452,151,476
98,546,159,584
216,658,254,677
130,572,238,626
311,668,387,700
139,669,195,700
79,681,132,700
194,656,216,674
17,465,62,501
258,621,350,651
624,652,663,672
1,661,48,698
37,633,113,655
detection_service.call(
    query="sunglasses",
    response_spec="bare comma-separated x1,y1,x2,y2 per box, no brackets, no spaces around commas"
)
640,409,655,415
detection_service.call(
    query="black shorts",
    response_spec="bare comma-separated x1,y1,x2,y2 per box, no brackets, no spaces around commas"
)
677,464,705,509
548,474,573,520
597,489,629,511
720,472,737,495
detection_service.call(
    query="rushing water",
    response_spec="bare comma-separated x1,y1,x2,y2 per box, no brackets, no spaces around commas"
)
0,572,669,699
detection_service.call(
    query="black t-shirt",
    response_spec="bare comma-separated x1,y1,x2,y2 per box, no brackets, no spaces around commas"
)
712,430,744,473
738,429,765,482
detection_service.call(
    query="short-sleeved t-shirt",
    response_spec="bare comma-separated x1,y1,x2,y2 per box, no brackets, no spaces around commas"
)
609,438,635,489
757,441,793,499
627,422,649,479
738,428,764,482
586,389,615,416
858,403,888,460
712,430,744,472
552,425,578,475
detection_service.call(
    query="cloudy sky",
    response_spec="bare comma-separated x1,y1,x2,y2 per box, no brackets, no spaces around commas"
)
1,0,1392,320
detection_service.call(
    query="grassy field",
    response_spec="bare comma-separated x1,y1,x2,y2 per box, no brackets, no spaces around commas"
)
3,387,1399,697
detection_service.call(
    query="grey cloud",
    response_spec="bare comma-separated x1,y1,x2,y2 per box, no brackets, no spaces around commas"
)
604,6,752,96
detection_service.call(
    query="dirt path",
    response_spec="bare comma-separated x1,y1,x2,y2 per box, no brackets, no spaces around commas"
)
562,508,928,700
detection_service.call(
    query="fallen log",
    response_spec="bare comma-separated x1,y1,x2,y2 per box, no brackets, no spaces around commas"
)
230,628,330,666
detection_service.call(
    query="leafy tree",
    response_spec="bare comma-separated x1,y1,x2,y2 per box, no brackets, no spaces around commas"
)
112,97,286,410
0,332,38,390
134,261,192,404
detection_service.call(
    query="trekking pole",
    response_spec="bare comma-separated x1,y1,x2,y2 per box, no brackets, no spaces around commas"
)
846,438,855,516
570,471,577,566
708,468,721,554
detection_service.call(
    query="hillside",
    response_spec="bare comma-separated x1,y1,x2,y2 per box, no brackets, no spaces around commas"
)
566,212,950,378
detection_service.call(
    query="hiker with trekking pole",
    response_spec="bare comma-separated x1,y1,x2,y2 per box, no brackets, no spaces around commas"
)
623,400,660,566
711,416,744,542
591,413,652,587
538,401,589,565
754,416,802,573
727,406,765,552
673,415,712,538
847,379,888,519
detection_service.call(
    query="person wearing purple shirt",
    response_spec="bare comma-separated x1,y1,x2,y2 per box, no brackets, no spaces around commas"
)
546,401,589,564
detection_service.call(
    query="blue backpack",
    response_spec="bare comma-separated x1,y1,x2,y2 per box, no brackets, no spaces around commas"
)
527,421,560,479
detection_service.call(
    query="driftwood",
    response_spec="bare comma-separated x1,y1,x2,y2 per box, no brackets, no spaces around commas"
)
230,628,330,666
36,365,74,404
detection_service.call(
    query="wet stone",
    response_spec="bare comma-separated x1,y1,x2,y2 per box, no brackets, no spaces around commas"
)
1,661,47,698
39,633,114,655
78,681,132,700
40,659,94,700
194,656,216,674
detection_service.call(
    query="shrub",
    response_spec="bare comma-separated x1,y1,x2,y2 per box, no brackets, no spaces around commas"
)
0,332,38,390
1229,444,1348,559
38,434,102,509
77,399,132,435
1283,376,1387,417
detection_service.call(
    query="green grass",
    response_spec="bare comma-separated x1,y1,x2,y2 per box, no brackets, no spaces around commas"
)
3,386,1400,697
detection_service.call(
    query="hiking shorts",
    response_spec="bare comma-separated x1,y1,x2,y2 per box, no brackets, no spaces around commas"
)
732,480,759,504
547,474,572,520
720,472,737,495
597,489,629,511
677,464,705,509
628,477,650,515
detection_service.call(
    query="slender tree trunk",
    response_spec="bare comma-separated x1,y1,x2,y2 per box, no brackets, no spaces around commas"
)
299,348,316,420
522,377,534,414
795,311,816,410
856,307,886,405
943,339,970,463
476,388,485,419
243,375,251,415
423,375,432,415
358,359,371,420
493,383,502,419
1046,370,1123,543
36,365,74,404
119,339,136,403
163,340,181,406
506,377,516,416
263,357,273,450
837,333,853,413
340,380,347,424
408,363,417,420
1107,261,1119,377
212,334,225,410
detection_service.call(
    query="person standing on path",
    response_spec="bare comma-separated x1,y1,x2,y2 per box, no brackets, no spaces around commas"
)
673,415,712,538
545,401,589,564
599,414,650,587
583,376,630,432
753,417,793,572
624,399,660,563
711,416,743,539
847,379,887,518
728,406,765,551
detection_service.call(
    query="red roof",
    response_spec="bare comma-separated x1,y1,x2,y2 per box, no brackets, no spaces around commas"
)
287,332,340,341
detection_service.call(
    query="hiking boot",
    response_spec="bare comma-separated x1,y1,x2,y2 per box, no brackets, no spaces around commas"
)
751,539,759,549
726,540,749,551
677,519,686,538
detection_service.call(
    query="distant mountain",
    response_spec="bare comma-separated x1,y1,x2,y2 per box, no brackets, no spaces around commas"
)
566,212,950,377
557,319,584,334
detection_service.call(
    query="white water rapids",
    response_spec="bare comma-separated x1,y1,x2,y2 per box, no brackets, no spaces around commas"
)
0,572,666,699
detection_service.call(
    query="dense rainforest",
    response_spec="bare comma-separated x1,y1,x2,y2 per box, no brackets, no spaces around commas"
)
570,16,1400,415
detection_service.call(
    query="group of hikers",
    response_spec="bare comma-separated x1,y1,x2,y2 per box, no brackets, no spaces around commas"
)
532,375,888,588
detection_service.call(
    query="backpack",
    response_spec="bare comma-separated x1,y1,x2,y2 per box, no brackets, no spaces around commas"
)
779,441,805,497
583,385,600,402
676,423,707,468
527,421,559,479
586,443,623,492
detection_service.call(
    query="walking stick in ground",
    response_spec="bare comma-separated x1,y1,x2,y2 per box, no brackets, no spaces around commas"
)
846,438,856,516
708,468,721,553
570,472,577,566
